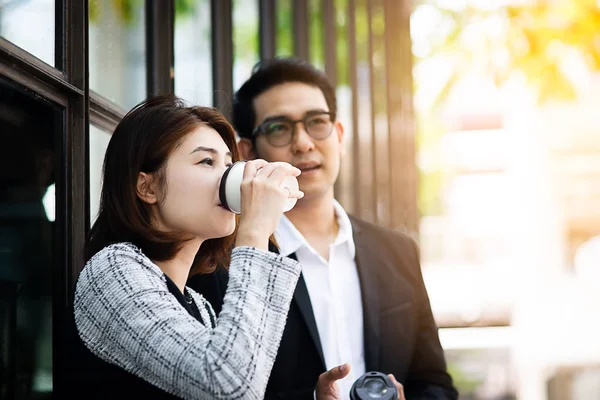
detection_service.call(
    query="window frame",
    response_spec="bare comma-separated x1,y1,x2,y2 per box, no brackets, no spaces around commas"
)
0,1,427,394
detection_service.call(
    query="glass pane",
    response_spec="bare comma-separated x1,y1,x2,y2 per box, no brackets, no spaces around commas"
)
309,0,323,69
0,79,57,397
232,0,259,92
89,0,146,110
0,0,55,66
174,0,212,105
89,125,111,225
275,0,293,57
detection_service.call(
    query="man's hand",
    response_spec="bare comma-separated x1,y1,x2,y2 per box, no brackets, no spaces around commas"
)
315,364,406,400
388,374,405,400
315,363,351,400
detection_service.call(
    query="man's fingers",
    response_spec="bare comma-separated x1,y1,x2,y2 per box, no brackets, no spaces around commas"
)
387,374,405,400
320,363,351,383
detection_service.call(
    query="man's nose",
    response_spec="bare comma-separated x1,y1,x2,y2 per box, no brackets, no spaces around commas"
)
291,124,315,153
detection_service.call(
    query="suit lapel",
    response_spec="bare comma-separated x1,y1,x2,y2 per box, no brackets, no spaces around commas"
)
288,252,326,369
352,219,381,371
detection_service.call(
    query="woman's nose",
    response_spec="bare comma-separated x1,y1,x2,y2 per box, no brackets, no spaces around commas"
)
217,164,229,185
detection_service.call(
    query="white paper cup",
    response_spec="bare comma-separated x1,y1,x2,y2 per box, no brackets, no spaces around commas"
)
219,161,299,214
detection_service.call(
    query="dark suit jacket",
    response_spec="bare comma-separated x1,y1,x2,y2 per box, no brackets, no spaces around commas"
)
188,215,458,399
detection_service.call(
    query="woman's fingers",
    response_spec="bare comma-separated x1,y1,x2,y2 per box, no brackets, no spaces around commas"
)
243,159,268,181
287,188,304,199
255,162,301,187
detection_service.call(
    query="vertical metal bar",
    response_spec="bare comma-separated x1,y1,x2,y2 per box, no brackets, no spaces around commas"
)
402,0,418,236
259,0,277,60
348,0,360,217
369,0,391,227
146,0,175,96
384,0,418,234
211,0,234,120
293,0,309,60
55,0,65,71
327,0,342,201
366,0,379,224
56,0,89,396
0,283,17,399
62,0,88,319
322,0,337,87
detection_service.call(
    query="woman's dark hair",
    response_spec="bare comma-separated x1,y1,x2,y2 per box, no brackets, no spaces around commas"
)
86,95,240,275
232,57,337,141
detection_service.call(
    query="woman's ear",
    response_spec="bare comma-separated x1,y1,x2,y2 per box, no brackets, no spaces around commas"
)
137,172,159,204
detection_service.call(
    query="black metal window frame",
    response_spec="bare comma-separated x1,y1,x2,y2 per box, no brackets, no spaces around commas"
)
0,0,181,394
0,2,436,394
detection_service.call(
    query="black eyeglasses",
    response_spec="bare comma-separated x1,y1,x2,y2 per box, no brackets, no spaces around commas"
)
252,111,335,147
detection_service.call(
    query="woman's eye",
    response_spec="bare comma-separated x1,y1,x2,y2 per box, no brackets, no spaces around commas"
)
198,157,213,166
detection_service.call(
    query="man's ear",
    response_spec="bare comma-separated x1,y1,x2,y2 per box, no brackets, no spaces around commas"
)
237,138,257,160
136,172,159,204
334,120,346,157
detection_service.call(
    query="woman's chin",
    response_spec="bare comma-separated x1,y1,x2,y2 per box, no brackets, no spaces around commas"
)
200,215,236,240
214,222,236,239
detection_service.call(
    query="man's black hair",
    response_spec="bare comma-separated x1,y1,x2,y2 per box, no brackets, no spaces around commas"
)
232,57,337,140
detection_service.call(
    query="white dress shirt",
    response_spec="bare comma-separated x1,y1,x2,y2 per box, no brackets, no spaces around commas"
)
274,200,366,400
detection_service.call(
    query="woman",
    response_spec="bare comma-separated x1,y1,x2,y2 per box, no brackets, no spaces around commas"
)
71,95,303,399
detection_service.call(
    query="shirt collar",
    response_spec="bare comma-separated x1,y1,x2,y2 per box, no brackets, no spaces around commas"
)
274,199,355,259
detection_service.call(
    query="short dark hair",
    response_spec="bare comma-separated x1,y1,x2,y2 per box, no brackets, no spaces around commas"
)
86,95,240,275
232,57,337,140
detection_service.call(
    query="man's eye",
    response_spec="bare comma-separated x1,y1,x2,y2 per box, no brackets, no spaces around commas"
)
266,123,290,134
198,157,213,166
307,117,327,126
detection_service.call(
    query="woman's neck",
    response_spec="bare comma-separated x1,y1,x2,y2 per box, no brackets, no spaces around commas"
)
153,238,202,294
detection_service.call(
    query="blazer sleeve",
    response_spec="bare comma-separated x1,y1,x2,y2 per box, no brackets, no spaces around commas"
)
400,234,459,400
74,243,301,400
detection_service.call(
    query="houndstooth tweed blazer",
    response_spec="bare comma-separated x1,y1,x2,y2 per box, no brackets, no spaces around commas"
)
74,242,301,400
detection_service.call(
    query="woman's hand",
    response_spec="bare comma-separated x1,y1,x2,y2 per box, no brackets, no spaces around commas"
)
235,160,303,250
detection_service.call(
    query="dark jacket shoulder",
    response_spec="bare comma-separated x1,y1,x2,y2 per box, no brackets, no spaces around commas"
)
348,215,421,275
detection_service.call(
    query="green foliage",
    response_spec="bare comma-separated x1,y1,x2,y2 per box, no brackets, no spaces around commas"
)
90,0,197,25
309,0,325,68
415,1,600,216
89,0,101,22
276,0,294,57
175,0,197,18
415,0,600,105
335,0,349,86
112,0,143,24
418,169,443,216
88,0,143,25
447,360,481,394
232,0,259,62
416,109,446,216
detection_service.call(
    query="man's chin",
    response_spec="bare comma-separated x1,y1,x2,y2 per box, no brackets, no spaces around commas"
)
297,183,332,202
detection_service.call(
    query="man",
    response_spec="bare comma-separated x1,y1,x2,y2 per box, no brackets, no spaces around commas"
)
188,58,457,399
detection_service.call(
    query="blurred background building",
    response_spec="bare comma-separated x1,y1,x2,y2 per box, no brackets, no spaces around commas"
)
1,0,599,399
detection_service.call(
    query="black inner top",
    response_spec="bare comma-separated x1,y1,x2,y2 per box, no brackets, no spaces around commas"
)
163,273,205,324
